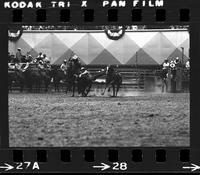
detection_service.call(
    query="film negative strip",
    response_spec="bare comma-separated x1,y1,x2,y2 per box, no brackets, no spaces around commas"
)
0,0,199,173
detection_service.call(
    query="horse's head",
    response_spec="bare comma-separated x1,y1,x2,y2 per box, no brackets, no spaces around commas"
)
105,66,109,74
106,65,115,75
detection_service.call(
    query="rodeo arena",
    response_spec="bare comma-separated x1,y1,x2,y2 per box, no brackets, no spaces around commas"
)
8,26,190,147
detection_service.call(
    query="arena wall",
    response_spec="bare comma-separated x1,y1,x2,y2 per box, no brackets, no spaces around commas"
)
8,29,190,65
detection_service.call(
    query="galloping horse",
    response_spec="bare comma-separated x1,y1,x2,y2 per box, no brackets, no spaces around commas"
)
102,65,122,97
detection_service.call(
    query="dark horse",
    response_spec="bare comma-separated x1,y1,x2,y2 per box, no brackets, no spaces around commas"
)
77,68,106,97
102,65,122,97
51,67,66,92
39,67,52,92
14,68,27,92
24,67,42,92
65,59,81,96
8,68,25,92
8,69,16,92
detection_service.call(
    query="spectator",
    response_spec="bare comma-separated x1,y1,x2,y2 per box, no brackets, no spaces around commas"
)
79,67,90,78
38,60,44,70
162,59,169,70
175,57,181,68
185,59,190,70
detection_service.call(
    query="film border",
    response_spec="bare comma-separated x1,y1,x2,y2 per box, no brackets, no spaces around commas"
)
0,0,199,173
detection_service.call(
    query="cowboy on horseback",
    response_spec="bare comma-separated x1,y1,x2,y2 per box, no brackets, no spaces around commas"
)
38,60,44,70
70,55,81,72
44,60,51,70
15,48,22,63
79,67,91,78
60,59,68,75
102,65,122,97
36,52,44,63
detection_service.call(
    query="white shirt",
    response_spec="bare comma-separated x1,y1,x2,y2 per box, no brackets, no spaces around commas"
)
60,63,68,71
186,61,190,69
163,62,169,69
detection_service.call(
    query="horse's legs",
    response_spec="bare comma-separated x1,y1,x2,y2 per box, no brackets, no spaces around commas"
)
45,82,48,92
20,81,23,92
72,83,75,97
65,83,70,94
165,80,168,92
161,79,167,93
101,84,109,95
85,83,92,96
57,83,59,92
54,82,56,92
112,84,115,97
116,84,120,96
161,80,164,93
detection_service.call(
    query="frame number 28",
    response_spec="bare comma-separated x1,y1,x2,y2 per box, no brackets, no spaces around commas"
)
112,162,128,170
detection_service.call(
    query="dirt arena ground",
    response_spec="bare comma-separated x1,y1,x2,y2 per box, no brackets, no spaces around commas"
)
9,91,190,147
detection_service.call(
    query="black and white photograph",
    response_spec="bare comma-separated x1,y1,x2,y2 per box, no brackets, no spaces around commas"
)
8,25,190,147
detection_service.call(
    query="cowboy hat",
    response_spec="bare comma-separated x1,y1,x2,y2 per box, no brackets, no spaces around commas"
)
72,55,78,59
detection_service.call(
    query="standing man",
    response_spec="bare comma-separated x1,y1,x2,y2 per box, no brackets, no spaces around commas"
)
175,57,181,68
162,59,169,72
161,59,169,92
16,48,22,63
174,57,182,92
185,59,190,70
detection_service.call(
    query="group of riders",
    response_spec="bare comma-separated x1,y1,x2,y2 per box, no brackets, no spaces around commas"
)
8,48,120,96
8,48,91,80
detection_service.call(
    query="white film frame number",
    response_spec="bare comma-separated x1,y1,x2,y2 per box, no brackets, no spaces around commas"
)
112,162,128,171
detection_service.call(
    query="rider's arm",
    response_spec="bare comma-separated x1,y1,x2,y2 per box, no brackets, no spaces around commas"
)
60,64,64,71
